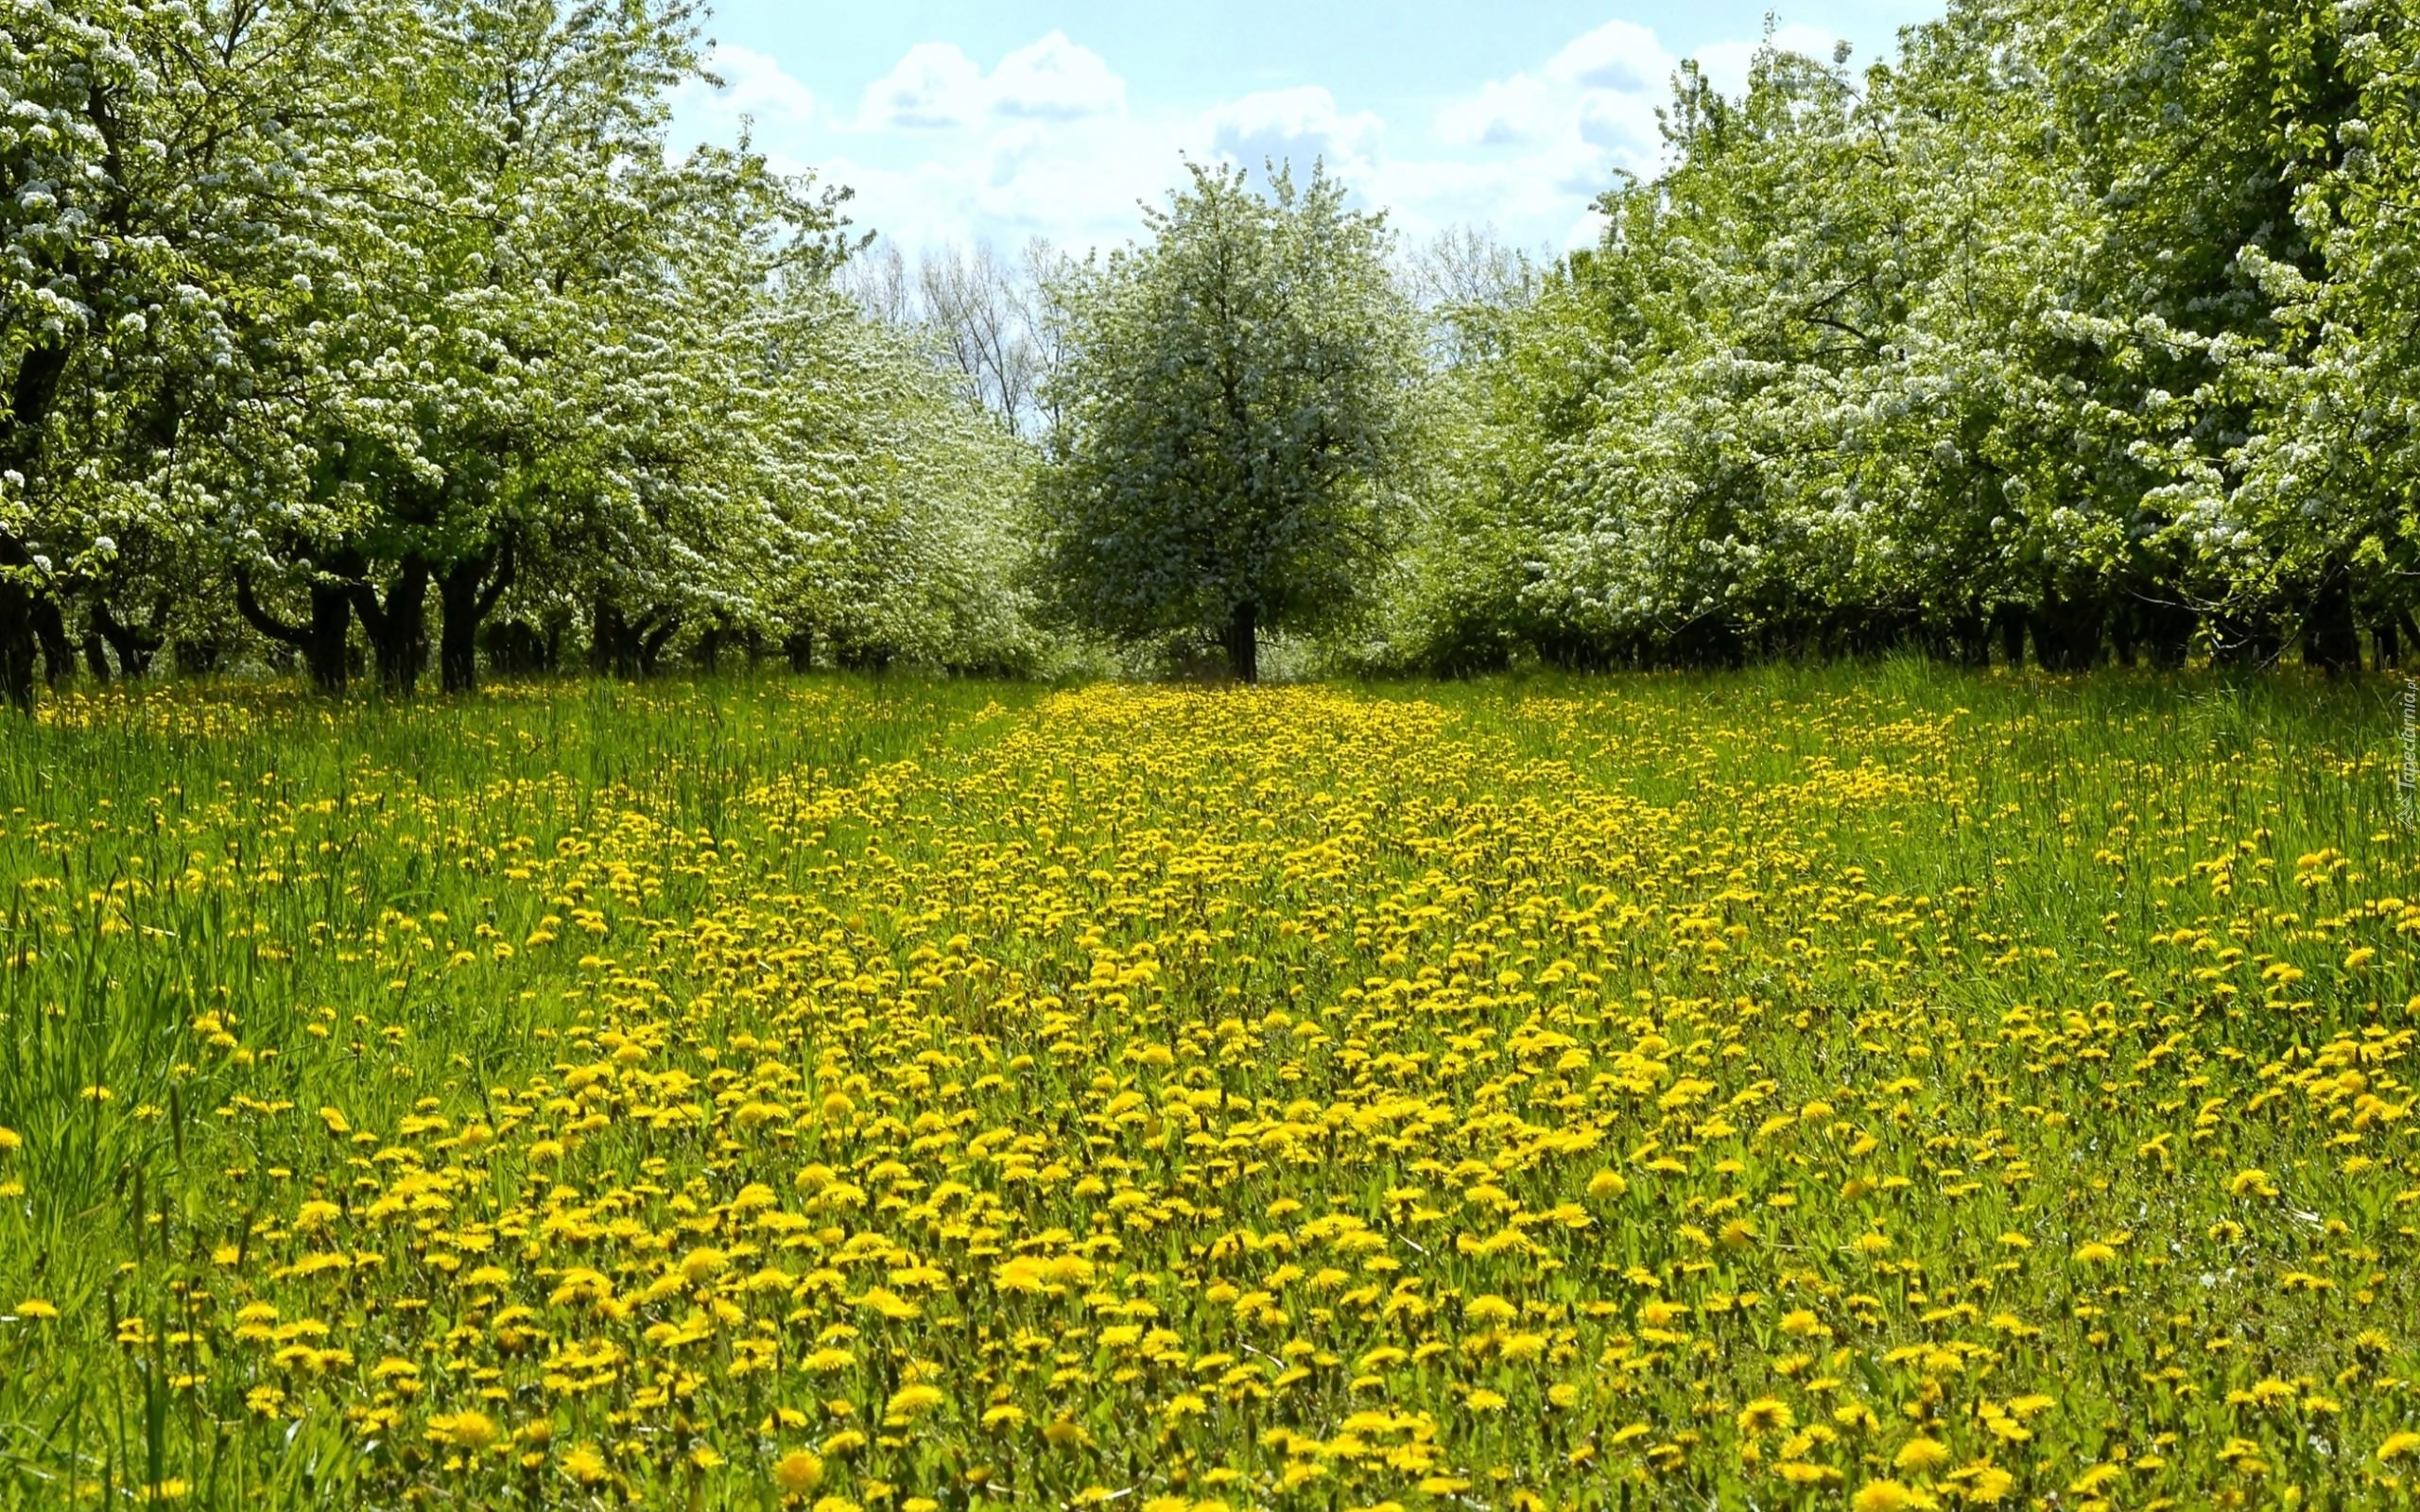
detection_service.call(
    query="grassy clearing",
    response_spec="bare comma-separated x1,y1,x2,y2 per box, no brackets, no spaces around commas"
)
0,666,2411,1510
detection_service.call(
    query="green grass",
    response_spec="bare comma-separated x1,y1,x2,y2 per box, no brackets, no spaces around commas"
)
0,664,2411,1510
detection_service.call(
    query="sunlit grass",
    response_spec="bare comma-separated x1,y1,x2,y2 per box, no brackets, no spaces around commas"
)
0,666,2411,1509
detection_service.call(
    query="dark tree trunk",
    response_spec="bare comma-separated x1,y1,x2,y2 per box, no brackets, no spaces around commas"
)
482,620,553,676
2108,601,2141,667
1936,613,1990,667
30,597,73,688
591,595,676,679
2136,596,2196,670
0,579,33,713
81,628,111,682
2304,566,2360,676
1222,601,1259,683
2373,608,2401,670
350,554,431,694
591,593,628,678
1675,615,1744,668
237,565,354,693
1993,605,2028,668
0,345,67,483
784,629,817,672
92,601,163,678
638,613,681,677
0,531,51,709
2031,588,2105,673
2212,610,2282,667
438,540,514,695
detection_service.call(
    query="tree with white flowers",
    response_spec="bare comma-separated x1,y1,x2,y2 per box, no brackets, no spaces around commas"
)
1034,161,1419,680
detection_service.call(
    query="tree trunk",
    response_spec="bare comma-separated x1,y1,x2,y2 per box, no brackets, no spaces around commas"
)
2212,610,2281,668
1936,612,1990,667
350,554,431,694
591,595,676,679
785,628,816,672
2304,565,2360,677
2031,587,2105,673
1992,605,2027,668
1222,601,1260,683
0,578,33,713
30,597,73,688
93,600,164,679
237,565,353,693
591,593,627,678
2137,596,2196,670
438,540,514,695
638,613,682,677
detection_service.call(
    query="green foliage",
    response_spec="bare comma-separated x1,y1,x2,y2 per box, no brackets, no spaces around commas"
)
1374,0,2420,675
1033,163,1421,680
0,0,1045,703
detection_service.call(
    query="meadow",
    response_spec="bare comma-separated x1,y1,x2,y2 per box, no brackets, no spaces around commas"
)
0,666,2413,1511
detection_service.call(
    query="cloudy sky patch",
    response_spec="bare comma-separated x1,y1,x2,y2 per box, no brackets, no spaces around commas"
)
675,1,1937,257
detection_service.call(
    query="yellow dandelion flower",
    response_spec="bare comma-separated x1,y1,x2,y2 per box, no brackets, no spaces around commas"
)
2228,1168,2277,1198
562,1445,610,1486
1893,1436,1950,1474
1737,1398,1793,1436
432,1411,499,1452
884,1383,947,1423
1851,1480,1932,1512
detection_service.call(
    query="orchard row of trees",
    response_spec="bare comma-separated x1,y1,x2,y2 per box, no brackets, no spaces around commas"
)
906,0,2420,680
1377,0,2420,674
9,0,2416,699
1,0,1041,709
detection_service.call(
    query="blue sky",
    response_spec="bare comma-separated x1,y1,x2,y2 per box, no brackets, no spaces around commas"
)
673,1,1945,257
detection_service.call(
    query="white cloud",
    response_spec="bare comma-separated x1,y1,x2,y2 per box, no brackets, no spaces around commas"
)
1204,87,1384,178
1543,20,1669,94
1691,24,1849,98
990,31,1126,121
859,42,987,129
1434,75,1561,148
858,32,1124,131
678,17,1866,262
671,45,816,143
1401,17,1854,249
1411,18,1673,241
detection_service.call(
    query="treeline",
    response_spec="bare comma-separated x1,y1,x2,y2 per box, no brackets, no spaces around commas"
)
0,0,1042,709
9,0,2416,702
1382,0,2420,675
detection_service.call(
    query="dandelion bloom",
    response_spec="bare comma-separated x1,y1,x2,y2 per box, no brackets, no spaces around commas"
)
771,1450,824,1493
432,1411,499,1452
1851,1481,1930,1512
1737,1398,1793,1436
561,1445,609,1486
1893,1436,1950,1474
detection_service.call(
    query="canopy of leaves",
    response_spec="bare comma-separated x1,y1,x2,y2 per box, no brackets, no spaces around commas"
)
1032,162,1421,679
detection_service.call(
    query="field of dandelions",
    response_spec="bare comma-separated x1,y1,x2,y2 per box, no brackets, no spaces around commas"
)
0,667,2414,1511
